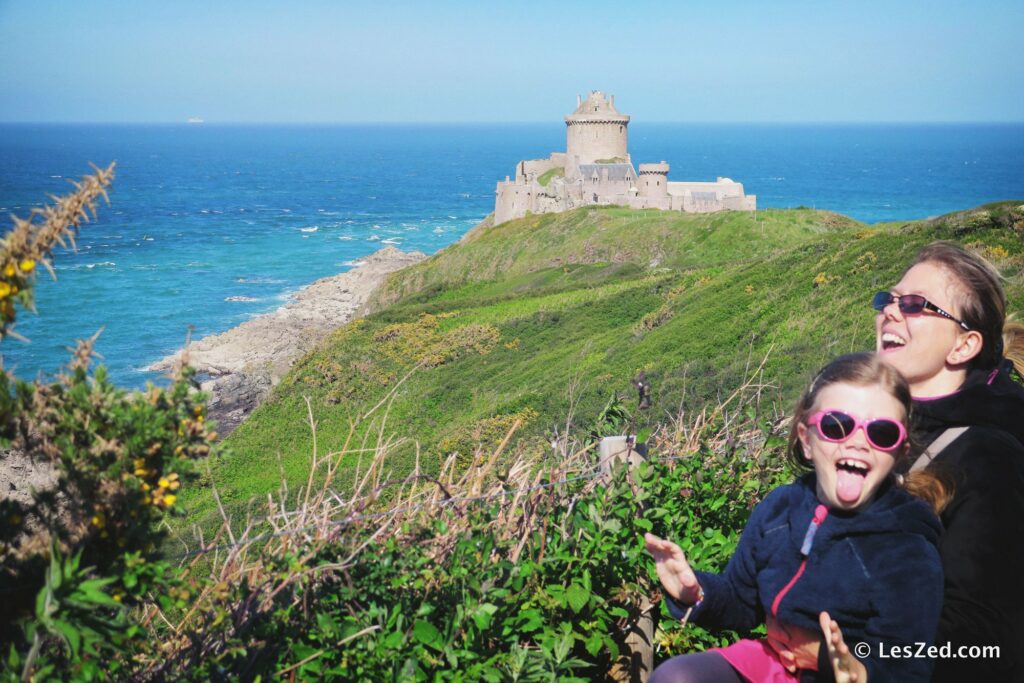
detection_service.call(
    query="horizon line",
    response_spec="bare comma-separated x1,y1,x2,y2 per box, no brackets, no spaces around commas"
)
1,119,1023,127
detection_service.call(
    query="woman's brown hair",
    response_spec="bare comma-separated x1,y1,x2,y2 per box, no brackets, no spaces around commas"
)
788,353,952,513
910,241,1024,375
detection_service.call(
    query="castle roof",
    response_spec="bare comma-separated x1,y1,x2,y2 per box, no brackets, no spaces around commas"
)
566,91,629,123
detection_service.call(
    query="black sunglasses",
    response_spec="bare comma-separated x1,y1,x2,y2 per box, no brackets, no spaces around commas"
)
872,291,971,331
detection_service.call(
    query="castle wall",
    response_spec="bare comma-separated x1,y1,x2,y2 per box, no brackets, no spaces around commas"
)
666,179,756,213
517,158,557,183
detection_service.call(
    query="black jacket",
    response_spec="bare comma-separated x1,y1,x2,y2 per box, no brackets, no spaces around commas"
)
906,361,1024,683
668,474,944,682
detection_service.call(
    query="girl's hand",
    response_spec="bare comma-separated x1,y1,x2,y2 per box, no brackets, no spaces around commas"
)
644,533,702,605
820,611,868,683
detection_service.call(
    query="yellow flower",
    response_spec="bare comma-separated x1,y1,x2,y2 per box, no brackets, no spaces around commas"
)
158,477,170,489
18,259,35,273
163,494,177,507
134,467,149,477
91,514,105,528
3,264,14,277
0,283,10,298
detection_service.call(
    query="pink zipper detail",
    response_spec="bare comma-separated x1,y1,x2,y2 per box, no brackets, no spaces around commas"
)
770,504,828,617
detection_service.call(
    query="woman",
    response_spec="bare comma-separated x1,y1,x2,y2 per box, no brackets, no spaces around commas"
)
874,241,1024,682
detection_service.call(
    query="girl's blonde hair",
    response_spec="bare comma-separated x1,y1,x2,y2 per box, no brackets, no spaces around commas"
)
788,353,952,513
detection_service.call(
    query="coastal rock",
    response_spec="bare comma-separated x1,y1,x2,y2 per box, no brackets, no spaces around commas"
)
0,448,58,510
148,246,426,435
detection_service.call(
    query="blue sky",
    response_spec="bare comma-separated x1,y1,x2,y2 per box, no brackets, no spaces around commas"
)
1,0,1021,123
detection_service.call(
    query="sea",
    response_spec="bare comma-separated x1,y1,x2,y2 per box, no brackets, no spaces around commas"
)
1,123,1022,388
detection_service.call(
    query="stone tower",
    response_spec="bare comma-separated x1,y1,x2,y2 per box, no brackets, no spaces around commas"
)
637,162,669,199
565,91,630,180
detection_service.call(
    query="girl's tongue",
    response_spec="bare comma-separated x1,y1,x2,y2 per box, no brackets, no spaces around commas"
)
836,465,868,505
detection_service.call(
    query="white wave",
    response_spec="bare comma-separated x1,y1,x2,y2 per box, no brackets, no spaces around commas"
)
343,260,367,267
225,296,260,302
433,227,445,233
86,261,116,269
367,235,381,241
448,215,457,219
300,226,319,233
235,277,285,284
338,235,356,241
381,238,402,245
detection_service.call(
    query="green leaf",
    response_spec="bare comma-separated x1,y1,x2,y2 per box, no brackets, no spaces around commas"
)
565,583,590,613
515,608,544,633
412,620,442,650
49,547,62,591
51,618,81,657
382,630,405,649
584,632,604,657
472,603,498,631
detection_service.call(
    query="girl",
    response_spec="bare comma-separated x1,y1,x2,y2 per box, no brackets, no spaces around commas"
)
646,353,944,682
874,241,1024,682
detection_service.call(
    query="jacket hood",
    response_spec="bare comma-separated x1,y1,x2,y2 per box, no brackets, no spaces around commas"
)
792,473,942,547
912,360,1024,448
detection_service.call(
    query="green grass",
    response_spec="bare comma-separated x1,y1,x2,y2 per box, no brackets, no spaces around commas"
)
536,166,564,187
178,202,1024,533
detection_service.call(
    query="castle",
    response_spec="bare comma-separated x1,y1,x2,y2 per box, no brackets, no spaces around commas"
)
494,92,756,225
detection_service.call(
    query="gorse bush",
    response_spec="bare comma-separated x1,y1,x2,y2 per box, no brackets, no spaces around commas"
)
0,167,218,680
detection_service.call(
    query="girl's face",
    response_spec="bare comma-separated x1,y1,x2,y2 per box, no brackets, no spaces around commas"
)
875,261,969,396
798,382,906,511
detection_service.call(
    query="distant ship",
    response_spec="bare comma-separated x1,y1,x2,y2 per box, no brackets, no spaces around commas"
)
187,117,204,124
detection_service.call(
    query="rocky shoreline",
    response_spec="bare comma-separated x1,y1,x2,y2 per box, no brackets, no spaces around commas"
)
147,246,426,435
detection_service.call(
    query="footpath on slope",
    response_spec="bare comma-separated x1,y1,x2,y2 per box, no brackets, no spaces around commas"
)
147,246,426,436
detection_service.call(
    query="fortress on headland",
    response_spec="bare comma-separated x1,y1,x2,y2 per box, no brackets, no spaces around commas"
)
494,91,755,226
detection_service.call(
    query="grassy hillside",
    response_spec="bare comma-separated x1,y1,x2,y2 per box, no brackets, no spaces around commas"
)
182,202,1024,531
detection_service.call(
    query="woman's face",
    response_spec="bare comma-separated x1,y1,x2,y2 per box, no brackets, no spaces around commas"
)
798,382,905,511
875,261,968,396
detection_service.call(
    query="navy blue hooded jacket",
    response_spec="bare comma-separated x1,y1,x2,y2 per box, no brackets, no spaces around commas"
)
667,473,943,682
905,361,1024,682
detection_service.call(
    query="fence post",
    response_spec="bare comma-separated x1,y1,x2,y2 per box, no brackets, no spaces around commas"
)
600,436,654,682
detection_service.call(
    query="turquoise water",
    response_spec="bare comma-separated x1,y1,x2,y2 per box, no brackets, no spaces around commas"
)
1,123,1022,387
